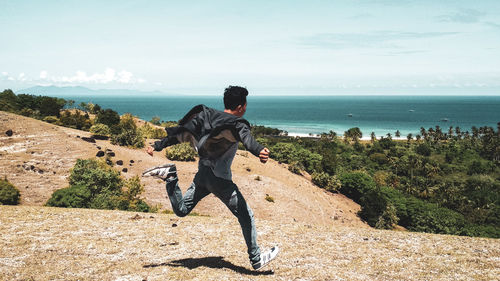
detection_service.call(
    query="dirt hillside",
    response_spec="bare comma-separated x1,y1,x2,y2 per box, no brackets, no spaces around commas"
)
1,206,498,280
1,111,499,280
0,111,365,228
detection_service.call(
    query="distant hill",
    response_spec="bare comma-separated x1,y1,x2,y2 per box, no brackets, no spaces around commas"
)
17,85,168,96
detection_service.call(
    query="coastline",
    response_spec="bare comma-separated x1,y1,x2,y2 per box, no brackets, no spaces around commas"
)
286,132,409,140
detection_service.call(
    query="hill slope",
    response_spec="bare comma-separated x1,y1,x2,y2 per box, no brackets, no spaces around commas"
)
0,110,364,227
1,205,498,280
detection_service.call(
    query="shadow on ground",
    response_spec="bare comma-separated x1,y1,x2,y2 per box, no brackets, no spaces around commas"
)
143,256,274,276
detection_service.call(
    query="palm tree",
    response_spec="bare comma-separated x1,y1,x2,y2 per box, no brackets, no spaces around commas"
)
328,130,337,139
395,130,401,138
472,126,479,139
386,133,392,139
448,126,454,140
455,126,462,140
407,133,413,144
370,132,376,143
415,134,421,142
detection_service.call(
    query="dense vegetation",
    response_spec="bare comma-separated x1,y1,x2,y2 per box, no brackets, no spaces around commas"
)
46,159,153,212
259,125,500,238
0,89,165,148
0,177,21,205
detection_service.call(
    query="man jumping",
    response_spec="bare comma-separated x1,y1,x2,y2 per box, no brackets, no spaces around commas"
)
142,86,279,270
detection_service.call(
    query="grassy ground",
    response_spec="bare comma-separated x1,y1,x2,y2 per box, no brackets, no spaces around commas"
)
1,205,498,281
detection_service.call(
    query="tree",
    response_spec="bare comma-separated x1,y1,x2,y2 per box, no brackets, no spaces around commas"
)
407,133,413,144
370,132,376,143
395,130,401,138
39,96,65,117
96,108,121,127
344,127,362,143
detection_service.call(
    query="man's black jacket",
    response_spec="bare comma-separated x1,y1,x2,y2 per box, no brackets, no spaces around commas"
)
153,105,264,159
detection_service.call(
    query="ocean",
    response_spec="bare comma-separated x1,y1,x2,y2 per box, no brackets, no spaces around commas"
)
62,95,500,138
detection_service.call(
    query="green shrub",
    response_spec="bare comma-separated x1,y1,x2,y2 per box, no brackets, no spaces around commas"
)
111,129,144,148
138,123,167,139
110,113,145,148
68,159,122,196
311,172,341,192
57,110,92,130
46,184,92,208
339,171,376,202
90,123,111,137
95,108,120,127
42,116,59,124
166,142,197,161
416,143,432,156
288,161,304,175
0,178,21,205
375,203,399,229
47,159,152,212
369,153,388,164
270,142,322,173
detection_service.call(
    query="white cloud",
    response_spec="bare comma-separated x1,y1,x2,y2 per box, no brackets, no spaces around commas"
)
38,68,146,85
18,73,26,81
117,70,132,83
40,70,48,79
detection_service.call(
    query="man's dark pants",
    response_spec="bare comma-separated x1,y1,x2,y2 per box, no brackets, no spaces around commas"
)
165,165,261,263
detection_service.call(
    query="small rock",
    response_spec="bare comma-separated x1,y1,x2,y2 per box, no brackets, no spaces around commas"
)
38,170,44,174
30,165,35,170
130,214,142,220
107,151,115,157
130,160,135,163
96,146,101,150
116,160,123,165
122,168,128,173
53,171,56,174
96,151,105,157
81,136,96,143
172,223,178,227
76,135,80,138
5,129,13,136
106,159,113,166
246,167,251,172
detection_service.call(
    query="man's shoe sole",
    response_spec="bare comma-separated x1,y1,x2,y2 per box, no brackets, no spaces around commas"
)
142,163,176,176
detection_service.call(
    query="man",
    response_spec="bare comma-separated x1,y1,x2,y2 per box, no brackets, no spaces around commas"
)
142,86,279,270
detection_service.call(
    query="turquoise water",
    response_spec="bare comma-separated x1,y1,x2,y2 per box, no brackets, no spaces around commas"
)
63,95,500,138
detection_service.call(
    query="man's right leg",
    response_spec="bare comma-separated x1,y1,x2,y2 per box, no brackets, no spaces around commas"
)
165,170,210,217
143,164,209,217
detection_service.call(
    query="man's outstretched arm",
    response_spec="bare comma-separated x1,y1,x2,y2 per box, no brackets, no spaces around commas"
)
146,135,180,156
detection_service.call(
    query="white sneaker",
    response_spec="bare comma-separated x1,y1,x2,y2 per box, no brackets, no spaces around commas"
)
142,164,177,180
252,246,280,270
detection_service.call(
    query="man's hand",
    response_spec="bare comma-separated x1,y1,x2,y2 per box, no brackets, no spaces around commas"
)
146,146,154,156
259,147,270,163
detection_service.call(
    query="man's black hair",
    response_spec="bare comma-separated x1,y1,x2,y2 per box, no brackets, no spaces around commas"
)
224,86,248,110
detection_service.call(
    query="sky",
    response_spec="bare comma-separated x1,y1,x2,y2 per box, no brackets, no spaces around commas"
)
1,0,500,95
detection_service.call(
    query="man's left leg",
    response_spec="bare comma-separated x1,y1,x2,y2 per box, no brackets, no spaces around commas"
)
199,166,261,263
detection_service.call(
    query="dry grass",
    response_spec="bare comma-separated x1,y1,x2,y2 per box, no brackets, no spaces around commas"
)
1,205,499,281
